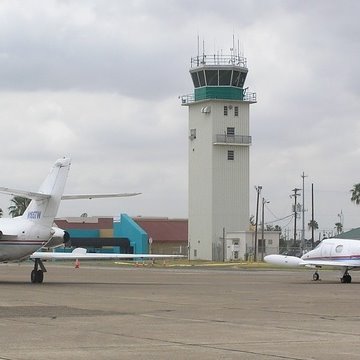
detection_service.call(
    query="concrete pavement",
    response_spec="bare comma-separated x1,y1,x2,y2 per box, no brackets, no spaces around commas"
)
0,263,359,359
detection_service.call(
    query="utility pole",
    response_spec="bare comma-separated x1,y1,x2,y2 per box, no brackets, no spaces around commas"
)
291,188,301,249
254,186,262,262
261,197,270,261
311,183,314,248
301,172,307,252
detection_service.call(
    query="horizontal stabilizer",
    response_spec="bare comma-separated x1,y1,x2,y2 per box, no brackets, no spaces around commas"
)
61,193,141,200
0,187,51,201
31,248,183,260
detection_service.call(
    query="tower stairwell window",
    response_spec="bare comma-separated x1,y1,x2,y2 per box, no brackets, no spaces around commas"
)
227,127,235,136
228,150,234,160
224,106,228,116
234,106,239,117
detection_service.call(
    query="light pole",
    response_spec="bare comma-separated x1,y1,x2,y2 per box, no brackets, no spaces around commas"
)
261,197,270,261
254,186,262,262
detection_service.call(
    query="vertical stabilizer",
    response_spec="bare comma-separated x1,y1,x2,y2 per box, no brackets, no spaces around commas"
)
23,158,71,227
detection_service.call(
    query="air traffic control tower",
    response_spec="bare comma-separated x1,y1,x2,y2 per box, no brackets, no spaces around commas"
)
181,52,256,261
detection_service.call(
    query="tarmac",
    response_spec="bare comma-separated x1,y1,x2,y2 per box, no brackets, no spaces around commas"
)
0,263,359,360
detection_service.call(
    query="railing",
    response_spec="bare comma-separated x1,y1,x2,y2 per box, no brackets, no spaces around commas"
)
179,94,194,105
244,92,257,102
214,134,252,145
191,54,247,68
179,91,256,105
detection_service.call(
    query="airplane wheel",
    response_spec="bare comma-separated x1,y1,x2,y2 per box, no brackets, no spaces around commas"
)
31,270,37,283
341,274,352,283
37,270,44,283
31,269,44,283
313,272,319,281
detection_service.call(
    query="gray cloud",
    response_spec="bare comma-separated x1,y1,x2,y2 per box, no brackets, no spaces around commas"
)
0,0,360,234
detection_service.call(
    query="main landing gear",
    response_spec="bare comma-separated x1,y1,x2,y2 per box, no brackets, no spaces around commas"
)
340,270,352,284
31,258,47,284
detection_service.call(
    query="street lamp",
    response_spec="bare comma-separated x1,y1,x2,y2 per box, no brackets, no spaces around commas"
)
254,186,262,262
261,198,270,261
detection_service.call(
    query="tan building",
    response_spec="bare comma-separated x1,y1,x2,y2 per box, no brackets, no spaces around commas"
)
133,217,188,256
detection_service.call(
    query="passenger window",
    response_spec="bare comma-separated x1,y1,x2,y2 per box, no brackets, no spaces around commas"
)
335,245,343,253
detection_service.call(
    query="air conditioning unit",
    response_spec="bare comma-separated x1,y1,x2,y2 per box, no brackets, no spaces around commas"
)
201,106,211,114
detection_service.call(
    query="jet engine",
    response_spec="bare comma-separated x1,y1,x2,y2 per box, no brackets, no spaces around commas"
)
44,227,70,249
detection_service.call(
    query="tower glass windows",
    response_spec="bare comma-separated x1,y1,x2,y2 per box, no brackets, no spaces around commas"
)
227,150,234,160
198,70,206,87
232,70,241,86
205,70,218,86
191,72,200,88
219,70,232,85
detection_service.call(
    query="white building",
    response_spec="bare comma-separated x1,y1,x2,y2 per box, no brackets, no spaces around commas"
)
181,53,256,260
225,230,281,261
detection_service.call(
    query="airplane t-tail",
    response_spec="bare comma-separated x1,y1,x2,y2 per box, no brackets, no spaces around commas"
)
0,158,180,283
264,238,360,283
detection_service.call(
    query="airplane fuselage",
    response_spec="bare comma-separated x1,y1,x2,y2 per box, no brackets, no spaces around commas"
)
0,217,51,262
301,238,360,267
265,238,360,283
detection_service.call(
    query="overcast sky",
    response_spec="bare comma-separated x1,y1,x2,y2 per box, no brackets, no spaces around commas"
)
0,0,359,238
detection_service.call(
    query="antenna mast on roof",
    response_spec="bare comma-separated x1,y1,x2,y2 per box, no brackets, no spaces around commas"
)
197,34,200,66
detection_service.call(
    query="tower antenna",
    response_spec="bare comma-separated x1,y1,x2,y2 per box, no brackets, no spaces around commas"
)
202,38,205,64
197,34,200,66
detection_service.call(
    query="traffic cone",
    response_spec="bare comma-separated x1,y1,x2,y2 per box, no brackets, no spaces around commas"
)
75,258,80,269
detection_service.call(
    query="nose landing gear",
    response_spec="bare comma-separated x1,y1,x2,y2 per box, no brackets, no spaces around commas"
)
340,271,352,284
313,271,320,281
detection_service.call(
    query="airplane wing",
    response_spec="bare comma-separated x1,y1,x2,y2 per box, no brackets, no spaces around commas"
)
61,193,141,200
302,259,360,268
0,187,50,200
30,248,183,260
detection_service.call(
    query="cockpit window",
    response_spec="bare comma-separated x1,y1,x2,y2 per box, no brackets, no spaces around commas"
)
335,245,343,253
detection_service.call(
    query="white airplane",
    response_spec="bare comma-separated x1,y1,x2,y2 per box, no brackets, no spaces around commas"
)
0,157,181,283
264,238,360,283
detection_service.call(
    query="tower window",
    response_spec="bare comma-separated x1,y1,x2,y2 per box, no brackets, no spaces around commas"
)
232,70,241,87
228,150,234,160
234,106,239,116
224,106,228,116
191,72,200,88
205,69,218,86
219,70,232,85
198,70,206,87
227,127,235,136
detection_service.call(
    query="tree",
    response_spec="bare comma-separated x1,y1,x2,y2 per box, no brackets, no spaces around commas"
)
8,196,31,217
308,219,319,231
350,183,360,205
335,222,343,234
265,225,282,232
